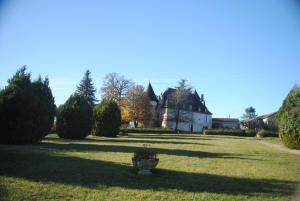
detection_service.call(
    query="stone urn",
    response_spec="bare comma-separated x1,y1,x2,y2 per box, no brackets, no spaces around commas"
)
132,158,159,175
132,147,159,175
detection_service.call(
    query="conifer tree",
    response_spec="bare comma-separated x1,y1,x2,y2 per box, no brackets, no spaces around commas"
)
76,70,97,106
277,85,300,149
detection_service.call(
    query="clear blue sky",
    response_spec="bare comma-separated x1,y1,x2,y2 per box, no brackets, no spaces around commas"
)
1,0,300,118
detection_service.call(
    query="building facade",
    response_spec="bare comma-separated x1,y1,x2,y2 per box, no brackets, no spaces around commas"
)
240,112,277,130
146,83,212,132
212,118,240,129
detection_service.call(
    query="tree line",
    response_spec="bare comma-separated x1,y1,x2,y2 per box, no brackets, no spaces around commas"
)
0,66,299,149
0,67,153,144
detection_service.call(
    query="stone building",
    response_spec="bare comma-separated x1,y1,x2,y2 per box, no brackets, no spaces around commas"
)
212,118,240,129
240,112,277,130
146,83,212,132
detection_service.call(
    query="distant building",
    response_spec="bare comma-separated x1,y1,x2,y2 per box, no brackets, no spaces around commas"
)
146,83,160,127
146,83,212,132
240,112,277,130
212,118,240,129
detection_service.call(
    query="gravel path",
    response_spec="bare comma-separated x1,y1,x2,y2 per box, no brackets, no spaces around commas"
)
260,141,300,155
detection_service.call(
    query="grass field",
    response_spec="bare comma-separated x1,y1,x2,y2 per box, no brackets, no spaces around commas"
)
0,133,300,201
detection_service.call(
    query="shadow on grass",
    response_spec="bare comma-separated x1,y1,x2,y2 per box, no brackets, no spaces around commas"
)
126,134,209,141
0,150,297,196
39,142,254,160
45,135,207,146
126,134,251,141
0,182,8,200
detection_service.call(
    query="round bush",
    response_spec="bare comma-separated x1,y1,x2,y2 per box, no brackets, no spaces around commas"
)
92,100,121,137
0,67,56,144
277,85,300,149
56,94,92,139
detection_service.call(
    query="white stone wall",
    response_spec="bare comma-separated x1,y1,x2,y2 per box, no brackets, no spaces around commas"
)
161,108,212,132
148,100,158,127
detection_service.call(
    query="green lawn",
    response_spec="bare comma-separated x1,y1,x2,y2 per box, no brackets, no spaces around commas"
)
260,137,283,145
0,133,300,201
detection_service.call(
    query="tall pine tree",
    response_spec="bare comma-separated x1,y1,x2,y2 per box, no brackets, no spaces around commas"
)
76,70,97,106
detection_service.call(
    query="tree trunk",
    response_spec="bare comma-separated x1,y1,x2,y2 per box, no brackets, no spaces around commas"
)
134,120,138,128
175,109,180,132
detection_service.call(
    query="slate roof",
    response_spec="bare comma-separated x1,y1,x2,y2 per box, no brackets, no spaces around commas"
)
146,82,158,102
258,112,277,119
160,88,212,115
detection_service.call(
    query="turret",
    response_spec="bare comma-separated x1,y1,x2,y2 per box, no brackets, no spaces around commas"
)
146,82,158,102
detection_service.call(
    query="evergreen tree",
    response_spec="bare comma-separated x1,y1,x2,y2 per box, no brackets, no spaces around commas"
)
277,85,300,149
92,100,121,137
76,70,97,106
56,93,92,139
0,66,56,144
242,106,257,120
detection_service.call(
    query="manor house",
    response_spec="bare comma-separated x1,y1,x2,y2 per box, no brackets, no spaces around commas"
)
146,83,212,132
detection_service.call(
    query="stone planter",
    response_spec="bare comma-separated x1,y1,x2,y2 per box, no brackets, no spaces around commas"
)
256,134,263,138
132,158,159,175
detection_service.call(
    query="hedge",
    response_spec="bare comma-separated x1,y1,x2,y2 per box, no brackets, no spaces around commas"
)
120,127,175,134
203,129,244,136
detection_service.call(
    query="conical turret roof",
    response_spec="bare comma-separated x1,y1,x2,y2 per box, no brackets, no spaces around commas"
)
146,82,158,102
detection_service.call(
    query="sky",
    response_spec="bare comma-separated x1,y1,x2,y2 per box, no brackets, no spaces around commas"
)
0,0,300,118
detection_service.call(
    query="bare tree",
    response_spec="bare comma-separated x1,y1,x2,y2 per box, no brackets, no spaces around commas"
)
122,85,152,127
101,72,133,104
168,79,192,132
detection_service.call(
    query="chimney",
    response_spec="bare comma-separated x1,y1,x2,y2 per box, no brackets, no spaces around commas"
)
201,94,204,101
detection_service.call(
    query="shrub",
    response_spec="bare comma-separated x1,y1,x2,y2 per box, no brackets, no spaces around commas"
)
256,130,278,138
0,67,56,144
56,94,92,139
92,100,121,137
203,129,245,136
120,127,174,134
244,129,257,137
277,85,300,149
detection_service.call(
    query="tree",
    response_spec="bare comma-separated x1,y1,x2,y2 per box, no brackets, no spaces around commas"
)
0,66,56,144
168,79,192,132
277,85,300,149
242,106,257,120
32,76,56,138
56,94,92,139
241,106,258,129
92,100,121,137
122,85,152,127
76,70,97,106
101,72,133,104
